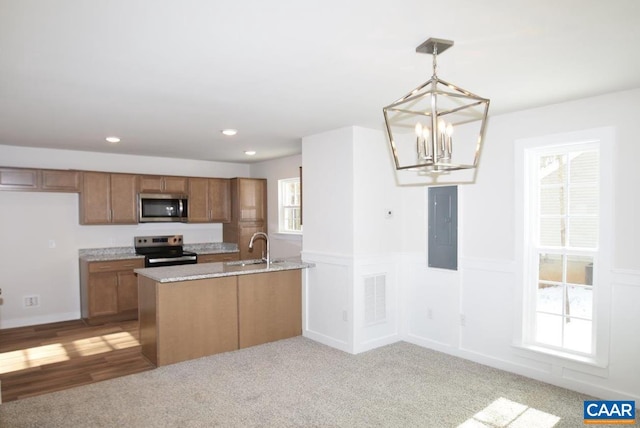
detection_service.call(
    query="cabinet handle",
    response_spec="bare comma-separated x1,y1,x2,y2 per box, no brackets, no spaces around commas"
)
122,264,136,268
98,265,112,269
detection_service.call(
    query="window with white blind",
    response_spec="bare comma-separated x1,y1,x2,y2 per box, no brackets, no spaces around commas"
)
278,177,301,233
517,127,613,364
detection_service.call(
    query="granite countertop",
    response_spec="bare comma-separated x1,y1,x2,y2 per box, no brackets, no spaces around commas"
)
135,258,314,283
78,242,239,262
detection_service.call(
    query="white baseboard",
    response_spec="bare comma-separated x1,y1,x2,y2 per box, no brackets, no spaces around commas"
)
0,312,80,330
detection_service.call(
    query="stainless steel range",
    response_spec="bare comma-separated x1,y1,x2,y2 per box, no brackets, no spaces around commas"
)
134,235,198,267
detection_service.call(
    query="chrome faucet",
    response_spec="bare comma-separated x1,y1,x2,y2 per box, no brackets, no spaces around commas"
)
248,232,270,265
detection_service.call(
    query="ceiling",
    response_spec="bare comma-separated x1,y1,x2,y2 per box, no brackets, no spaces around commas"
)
1,1,639,164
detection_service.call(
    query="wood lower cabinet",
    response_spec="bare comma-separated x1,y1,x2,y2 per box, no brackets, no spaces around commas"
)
238,270,302,349
137,268,303,367
197,252,240,263
79,258,144,324
80,172,138,224
138,276,239,366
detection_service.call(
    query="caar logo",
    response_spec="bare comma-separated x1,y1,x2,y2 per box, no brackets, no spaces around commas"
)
584,400,636,424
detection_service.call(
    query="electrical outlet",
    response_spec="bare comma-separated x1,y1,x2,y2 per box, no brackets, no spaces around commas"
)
24,295,40,308
48,239,56,249
342,310,348,322
460,314,466,327
427,308,433,320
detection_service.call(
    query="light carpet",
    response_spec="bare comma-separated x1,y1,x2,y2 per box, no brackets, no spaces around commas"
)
0,337,595,427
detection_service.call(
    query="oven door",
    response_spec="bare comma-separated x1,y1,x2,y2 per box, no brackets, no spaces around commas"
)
145,253,198,268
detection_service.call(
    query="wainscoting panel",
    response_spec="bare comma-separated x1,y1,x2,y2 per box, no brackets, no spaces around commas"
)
301,252,352,352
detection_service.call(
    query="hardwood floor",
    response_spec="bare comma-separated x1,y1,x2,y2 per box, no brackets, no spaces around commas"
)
0,319,154,403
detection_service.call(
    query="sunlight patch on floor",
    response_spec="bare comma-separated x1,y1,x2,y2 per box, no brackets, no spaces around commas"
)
458,397,561,428
0,332,139,374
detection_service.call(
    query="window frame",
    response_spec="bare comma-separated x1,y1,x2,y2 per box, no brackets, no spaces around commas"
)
277,176,302,234
514,127,614,368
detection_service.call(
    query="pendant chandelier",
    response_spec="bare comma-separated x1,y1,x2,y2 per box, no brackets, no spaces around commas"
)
383,38,490,173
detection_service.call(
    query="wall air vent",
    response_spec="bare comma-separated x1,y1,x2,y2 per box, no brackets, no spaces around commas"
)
364,274,386,325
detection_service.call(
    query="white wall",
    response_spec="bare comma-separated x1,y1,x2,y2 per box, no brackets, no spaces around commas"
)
250,154,303,259
302,88,640,402
405,88,640,402
0,145,249,328
302,126,403,353
301,127,355,351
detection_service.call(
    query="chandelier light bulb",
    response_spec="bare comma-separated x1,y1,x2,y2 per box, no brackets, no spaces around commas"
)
446,123,454,136
415,122,423,137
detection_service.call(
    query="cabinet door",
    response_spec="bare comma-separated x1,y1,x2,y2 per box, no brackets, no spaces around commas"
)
138,175,164,193
88,273,119,317
139,175,188,194
117,270,139,312
163,176,188,194
110,174,138,224
238,270,302,348
209,178,230,222
80,172,111,224
0,168,39,190
238,178,266,221
41,170,80,192
239,223,266,260
187,177,209,223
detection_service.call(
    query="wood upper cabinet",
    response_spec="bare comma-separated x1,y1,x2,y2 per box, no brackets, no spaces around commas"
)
41,170,80,192
223,178,267,258
233,178,266,222
79,258,144,324
188,177,230,223
139,175,188,194
80,172,138,225
0,167,79,192
0,168,39,190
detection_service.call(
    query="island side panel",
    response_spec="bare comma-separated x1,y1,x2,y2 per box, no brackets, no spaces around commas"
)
157,276,238,366
238,269,302,349
138,275,159,365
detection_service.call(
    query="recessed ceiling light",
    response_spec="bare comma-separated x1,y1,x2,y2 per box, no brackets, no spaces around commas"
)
105,136,120,143
221,129,238,136
244,150,256,156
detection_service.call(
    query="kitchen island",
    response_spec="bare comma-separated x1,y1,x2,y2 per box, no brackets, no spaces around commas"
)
135,259,312,366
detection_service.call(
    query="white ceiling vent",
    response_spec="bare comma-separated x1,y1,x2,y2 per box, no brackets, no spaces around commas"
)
364,274,386,325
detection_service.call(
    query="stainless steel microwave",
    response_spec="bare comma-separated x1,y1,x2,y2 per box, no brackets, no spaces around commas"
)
138,193,188,223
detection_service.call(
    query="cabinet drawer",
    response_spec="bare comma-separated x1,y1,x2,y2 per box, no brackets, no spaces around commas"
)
88,258,144,273
198,253,240,263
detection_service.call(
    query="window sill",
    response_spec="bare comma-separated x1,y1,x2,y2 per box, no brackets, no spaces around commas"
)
273,232,303,240
512,343,608,373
